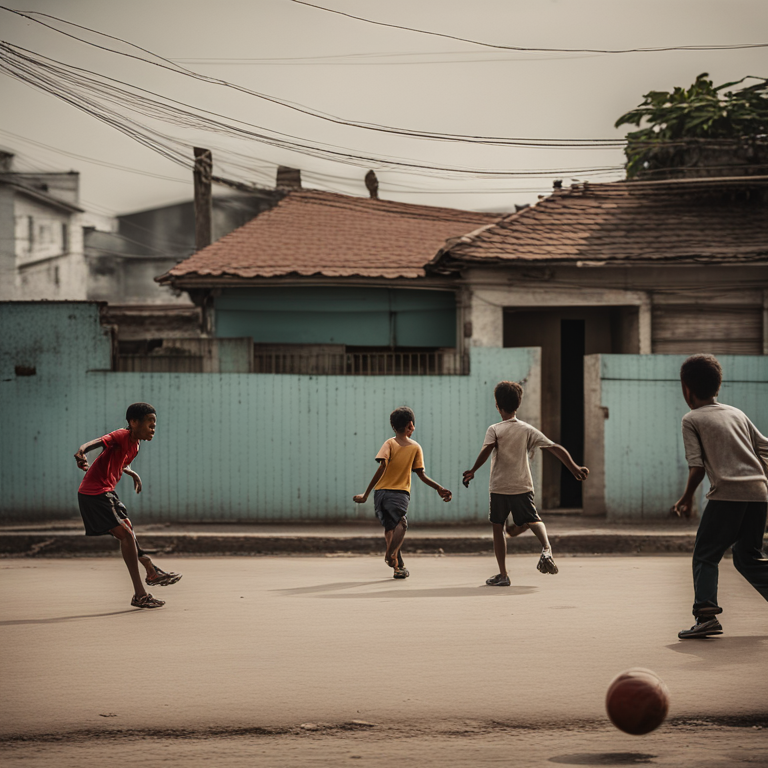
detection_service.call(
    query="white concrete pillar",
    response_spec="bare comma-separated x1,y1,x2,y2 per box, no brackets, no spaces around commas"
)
639,294,652,354
470,292,503,347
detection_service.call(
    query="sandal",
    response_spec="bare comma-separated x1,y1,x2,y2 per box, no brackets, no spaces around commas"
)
131,593,165,609
145,567,183,587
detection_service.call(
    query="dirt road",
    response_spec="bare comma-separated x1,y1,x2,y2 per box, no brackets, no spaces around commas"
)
2,554,767,765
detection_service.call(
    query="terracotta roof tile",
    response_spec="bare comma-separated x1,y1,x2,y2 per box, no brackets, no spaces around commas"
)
432,181,768,268
161,188,499,282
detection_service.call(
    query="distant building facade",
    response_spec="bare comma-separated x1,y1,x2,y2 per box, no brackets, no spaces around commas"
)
0,151,86,301
84,190,280,306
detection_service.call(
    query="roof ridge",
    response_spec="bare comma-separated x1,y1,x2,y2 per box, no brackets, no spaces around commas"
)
288,187,500,220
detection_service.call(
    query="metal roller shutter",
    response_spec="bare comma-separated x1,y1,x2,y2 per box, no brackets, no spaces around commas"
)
652,304,763,355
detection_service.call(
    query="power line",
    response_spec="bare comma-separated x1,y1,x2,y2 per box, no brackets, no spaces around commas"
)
171,50,600,65
0,6,715,150
291,1,768,54
0,128,193,184
0,43,629,181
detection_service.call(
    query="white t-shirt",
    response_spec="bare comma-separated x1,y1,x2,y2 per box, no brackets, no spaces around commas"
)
482,418,554,495
682,403,768,501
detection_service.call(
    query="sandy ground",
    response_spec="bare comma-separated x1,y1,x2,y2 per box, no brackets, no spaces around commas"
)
1,554,767,766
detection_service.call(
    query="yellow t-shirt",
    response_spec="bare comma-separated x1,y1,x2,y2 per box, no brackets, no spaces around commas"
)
374,438,425,493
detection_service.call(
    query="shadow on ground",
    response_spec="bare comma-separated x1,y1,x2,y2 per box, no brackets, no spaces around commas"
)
665,635,767,663
276,581,538,599
549,753,656,765
0,609,137,626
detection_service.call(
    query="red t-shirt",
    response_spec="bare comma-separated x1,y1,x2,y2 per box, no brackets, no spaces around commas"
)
78,429,140,495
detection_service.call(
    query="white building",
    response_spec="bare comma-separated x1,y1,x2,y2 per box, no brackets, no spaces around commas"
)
0,152,86,301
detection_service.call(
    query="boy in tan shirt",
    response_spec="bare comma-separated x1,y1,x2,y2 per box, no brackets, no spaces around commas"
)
354,406,452,579
463,381,588,587
673,354,768,639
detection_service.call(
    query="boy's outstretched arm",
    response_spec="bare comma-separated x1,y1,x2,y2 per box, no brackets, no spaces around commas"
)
463,445,494,487
543,444,589,481
353,461,386,503
414,469,452,502
124,465,142,494
73,438,104,472
673,466,706,518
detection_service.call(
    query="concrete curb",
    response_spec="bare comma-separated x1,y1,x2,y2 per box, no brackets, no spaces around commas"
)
0,532,698,557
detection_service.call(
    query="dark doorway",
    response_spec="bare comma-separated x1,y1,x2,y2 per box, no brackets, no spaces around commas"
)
560,320,585,508
503,306,637,510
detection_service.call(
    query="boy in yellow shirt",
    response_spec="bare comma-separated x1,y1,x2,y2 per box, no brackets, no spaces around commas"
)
354,406,452,579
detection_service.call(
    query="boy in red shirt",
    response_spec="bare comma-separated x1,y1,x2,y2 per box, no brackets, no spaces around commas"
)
74,402,181,609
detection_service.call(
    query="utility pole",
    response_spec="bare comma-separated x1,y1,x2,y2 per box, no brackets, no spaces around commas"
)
193,147,213,251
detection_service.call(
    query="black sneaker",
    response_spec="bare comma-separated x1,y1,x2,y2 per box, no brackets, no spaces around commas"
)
678,617,723,639
485,573,511,587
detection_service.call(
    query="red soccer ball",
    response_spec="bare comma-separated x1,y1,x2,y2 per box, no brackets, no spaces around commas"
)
606,668,670,735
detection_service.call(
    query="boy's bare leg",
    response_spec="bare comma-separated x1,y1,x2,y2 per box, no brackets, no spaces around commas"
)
528,521,552,552
385,519,407,566
383,530,395,567
138,552,160,579
492,523,508,577
111,526,146,597
506,523,530,538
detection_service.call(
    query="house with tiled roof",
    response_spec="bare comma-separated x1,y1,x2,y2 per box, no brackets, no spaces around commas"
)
429,176,768,509
157,184,499,373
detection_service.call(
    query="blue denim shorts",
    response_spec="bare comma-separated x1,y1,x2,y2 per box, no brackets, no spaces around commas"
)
373,489,410,531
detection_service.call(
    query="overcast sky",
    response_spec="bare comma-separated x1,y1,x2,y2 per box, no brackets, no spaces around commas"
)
1,0,766,221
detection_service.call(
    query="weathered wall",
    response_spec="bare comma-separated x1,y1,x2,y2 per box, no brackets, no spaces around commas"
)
587,354,768,520
463,264,768,355
1,302,542,523
215,287,457,347
0,185,15,300
14,197,86,301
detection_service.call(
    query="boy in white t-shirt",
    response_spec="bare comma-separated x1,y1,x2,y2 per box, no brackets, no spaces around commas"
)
673,354,768,639
463,381,589,587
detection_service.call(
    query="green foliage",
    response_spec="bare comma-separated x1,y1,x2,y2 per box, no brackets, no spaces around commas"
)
615,74,768,178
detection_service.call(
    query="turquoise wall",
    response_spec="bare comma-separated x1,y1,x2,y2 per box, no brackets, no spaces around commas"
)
600,354,768,520
215,287,457,347
1,302,537,523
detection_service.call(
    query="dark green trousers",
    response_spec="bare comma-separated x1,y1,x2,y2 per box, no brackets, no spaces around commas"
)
692,499,768,617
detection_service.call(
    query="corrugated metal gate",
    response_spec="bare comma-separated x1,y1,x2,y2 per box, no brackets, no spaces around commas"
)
652,305,763,355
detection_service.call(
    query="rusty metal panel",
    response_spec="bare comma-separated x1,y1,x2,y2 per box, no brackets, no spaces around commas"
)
652,305,763,355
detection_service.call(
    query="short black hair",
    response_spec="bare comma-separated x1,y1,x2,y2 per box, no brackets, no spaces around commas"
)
680,354,722,400
126,402,156,424
390,406,415,432
494,381,524,413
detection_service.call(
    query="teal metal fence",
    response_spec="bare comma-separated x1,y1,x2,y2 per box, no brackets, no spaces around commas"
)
1,303,541,523
598,354,768,520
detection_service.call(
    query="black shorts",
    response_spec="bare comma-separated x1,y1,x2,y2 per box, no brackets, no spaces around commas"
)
78,491,132,536
374,489,410,532
489,492,543,526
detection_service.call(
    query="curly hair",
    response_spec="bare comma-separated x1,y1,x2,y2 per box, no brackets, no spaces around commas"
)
390,406,415,432
680,354,722,400
494,381,524,413
126,402,157,424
